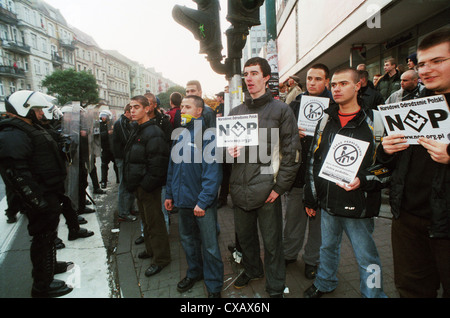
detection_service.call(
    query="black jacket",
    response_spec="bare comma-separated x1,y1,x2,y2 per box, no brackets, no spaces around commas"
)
304,104,384,218
123,120,169,193
112,114,133,159
289,89,333,188
377,90,450,238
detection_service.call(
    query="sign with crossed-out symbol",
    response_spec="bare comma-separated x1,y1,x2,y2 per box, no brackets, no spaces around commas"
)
319,134,369,185
298,95,330,136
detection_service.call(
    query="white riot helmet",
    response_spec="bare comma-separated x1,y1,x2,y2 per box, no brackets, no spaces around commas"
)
5,90,53,117
99,110,112,121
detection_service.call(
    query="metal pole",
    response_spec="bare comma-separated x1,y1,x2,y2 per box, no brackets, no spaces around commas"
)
265,0,279,99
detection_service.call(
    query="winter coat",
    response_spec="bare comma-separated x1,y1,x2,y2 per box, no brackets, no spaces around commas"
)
123,120,169,193
112,114,133,159
228,90,301,211
165,117,222,210
376,71,401,100
303,104,384,218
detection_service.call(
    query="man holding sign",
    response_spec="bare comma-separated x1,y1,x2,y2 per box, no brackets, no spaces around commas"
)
283,64,333,279
303,68,387,298
227,57,301,298
377,28,450,298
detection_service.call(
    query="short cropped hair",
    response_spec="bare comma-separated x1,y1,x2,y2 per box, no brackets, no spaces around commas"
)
418,28,450,52
244,57,272,78
333,67,359,84
384,57,396,66
124,103,131,112
170,92,182,107
310,63,330,79
184,95,204,109
143,92,157,104
186,80,202,91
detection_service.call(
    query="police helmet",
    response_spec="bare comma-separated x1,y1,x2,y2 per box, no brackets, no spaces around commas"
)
5,90,53,117
99,110,112,120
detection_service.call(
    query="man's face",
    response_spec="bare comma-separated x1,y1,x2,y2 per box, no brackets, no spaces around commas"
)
331,71,360,106
306,68,329,96
32,108,44,121
180,98,202,118
129,100,150,124
145,98,156,117
400,73,418,91
186,85,201,97
243,64,270,99
417,42,450,94
407,59,416,69
384,62,395,74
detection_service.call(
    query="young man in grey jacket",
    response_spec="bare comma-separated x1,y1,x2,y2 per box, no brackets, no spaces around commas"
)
227,57,301,297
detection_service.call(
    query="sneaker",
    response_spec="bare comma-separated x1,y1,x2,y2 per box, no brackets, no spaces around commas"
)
93,188,106,194
233,271,263,289
100,182,107,189
118,215,137,222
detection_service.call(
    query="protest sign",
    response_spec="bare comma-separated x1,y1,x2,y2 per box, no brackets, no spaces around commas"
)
298,95,330,136
319,134,369,185
377,95,450,144
216,114,259,147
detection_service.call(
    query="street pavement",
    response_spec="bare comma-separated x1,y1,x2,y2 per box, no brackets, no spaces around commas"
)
1,170,400,299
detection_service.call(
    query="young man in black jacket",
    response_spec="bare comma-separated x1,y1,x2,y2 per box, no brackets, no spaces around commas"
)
303,68,387,298
112,104,137,222
284,63,332,279
123,95,170,277
378,28,450,298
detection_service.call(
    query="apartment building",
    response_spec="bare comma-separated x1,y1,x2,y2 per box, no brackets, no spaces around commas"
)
0,0,176,112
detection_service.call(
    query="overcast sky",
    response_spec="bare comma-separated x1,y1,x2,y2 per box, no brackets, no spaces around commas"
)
44,0,231,97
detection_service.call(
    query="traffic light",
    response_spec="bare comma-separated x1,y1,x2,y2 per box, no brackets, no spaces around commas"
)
172,0,223,62
226,0,264,28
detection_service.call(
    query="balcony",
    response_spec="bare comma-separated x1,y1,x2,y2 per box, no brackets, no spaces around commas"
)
0,65,26,78
0,6,18,24
59,39,76,50
51,52,63,66
1,40,31,55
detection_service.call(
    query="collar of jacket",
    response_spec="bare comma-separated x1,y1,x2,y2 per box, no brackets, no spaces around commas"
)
244,89,273,108
325,103,368,128
136,119,155,131
304,88,334,100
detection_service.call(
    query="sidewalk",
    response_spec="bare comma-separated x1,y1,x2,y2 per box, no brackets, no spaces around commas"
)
115,193,399,298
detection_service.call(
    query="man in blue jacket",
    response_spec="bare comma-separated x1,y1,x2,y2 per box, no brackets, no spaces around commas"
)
165,95,223,298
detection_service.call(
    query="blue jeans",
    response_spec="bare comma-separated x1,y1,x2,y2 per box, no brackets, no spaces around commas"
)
314,210,387,298
116,159,136,217
178,205,223,293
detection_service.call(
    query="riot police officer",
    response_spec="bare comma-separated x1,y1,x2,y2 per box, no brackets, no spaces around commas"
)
0,91,73,298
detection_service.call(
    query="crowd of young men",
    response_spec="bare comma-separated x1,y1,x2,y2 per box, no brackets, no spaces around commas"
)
0,28,448,299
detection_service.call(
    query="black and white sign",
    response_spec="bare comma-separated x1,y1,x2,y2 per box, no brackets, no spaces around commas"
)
216,114,259,147
298,95,330,136
319,134,369,185
377,95,450,144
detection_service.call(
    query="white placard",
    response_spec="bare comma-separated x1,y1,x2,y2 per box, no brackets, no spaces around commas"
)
377,95,450,144
319,134,370,185
216,114,259,147
298,95,330,136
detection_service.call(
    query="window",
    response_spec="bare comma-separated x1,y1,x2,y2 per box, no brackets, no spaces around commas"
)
40,37,47,53
9,81,16,93
31,33,37,49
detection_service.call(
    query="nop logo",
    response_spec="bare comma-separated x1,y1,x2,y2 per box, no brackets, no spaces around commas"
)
231,121,246,137
404,110,428,132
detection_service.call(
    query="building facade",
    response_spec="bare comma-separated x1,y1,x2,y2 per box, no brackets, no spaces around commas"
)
276,0,450,87
0,0,176,112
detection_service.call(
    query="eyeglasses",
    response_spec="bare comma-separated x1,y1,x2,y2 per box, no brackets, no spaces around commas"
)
416,57,450,70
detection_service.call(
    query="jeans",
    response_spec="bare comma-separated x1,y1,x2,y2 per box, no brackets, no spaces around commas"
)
178,205,223,293
161,186,170,233
234,197,285,296
116,159,136,217
314,209,387,298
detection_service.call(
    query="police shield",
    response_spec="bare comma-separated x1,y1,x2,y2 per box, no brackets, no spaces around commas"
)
86,105,101,172
61,102,82,210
